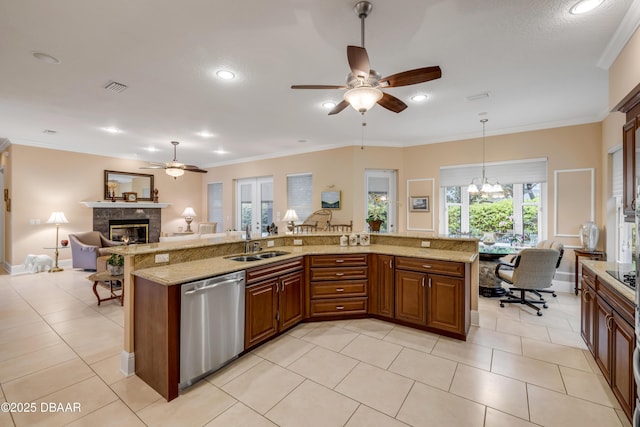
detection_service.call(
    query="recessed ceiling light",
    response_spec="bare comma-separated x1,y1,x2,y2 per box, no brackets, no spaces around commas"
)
411,94,428,102
101,127,122,134
32,52,60,64
322,101,337,109
216,70,235,80
197,131,215,138
214,148,227,154
144,146,159,152
298,139,308,143
570,0,604,14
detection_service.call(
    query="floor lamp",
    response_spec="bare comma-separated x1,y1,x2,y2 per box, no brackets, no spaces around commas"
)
46,211,68,272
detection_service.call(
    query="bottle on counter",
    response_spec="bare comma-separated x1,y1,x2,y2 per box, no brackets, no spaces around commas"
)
340,235,348,247
349,233,358,246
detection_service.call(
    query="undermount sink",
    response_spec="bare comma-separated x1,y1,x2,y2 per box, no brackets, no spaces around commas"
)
225,250,289,262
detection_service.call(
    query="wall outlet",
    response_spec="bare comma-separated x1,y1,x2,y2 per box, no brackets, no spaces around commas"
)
155,253,169,263
293,239,303,246
421,241,431,248
267,240,275,248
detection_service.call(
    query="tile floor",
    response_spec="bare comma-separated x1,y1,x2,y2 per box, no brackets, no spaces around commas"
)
0,269,632,427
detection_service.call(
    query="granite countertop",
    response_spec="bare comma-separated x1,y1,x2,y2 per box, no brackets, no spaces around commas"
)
581,260,635,303
133,244,478,286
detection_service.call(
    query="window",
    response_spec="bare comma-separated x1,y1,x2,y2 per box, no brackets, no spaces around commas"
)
207,182,223,227
287,173,312,222
236,177,273,236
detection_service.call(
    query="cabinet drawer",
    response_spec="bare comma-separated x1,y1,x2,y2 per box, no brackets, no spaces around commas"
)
395,257,464,277
310,267,368,281
310,254,368,267
310,298,367,317
246,257,304,284
310,280,367,299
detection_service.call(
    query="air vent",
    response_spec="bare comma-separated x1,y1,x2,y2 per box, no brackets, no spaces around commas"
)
104,81,128,93
42,129,57,134
466,92,490,101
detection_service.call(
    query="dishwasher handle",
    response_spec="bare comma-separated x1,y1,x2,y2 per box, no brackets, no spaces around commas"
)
184,278,243,295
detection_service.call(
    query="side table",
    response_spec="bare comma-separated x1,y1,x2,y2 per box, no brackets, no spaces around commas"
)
88,271,124,306
574,249,606,295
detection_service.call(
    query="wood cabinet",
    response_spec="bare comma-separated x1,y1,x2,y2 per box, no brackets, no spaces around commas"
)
371,254,395,319
615,83,640,221
580,265,636,421
426,273,466,335
245,257,304,349
394,269,426,325
309,254,368,318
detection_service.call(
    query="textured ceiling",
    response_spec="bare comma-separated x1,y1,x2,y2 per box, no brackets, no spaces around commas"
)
0,0,637,168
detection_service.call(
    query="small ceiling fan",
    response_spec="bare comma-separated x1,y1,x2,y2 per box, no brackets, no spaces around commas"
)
141,141,207,178
291,1,442,115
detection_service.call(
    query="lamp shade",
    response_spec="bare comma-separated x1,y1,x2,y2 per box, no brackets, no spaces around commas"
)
166,167,185,178
344,87,383,113
181,207,197,217
46,212,69,225
282,209,299,222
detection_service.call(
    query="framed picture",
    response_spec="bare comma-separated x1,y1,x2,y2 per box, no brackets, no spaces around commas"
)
321,191,341,209
410,196,429,212
122,192,138,202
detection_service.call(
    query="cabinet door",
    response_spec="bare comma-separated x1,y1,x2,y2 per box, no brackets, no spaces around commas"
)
580,284,596,354
394,270,426,325
623,118,636,219
595,295,613,381
611,311,635,418
426,273,463,335
245,280,278,349
377,255,395,319
279,270,304,331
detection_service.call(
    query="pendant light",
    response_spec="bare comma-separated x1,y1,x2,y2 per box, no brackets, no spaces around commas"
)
468,119,503,198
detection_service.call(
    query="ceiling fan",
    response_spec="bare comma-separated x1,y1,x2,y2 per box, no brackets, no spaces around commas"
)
291,1,442,115
141,141,207,178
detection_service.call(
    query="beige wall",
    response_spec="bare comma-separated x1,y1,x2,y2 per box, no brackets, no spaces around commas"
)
609,26,640,110
7,145,203,267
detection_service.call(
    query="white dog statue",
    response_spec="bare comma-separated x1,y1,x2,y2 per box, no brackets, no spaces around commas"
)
24,254,53,273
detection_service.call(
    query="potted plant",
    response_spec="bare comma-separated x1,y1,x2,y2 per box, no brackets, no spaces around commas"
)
107,254,124,275
367,194,387,232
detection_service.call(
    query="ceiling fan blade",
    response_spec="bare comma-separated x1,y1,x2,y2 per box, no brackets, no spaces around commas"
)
291,85,346,89
140,165,166,170
380,66,442,87
377,92,408,113
184,165,208,173
328,100,350,115
347,46,370,80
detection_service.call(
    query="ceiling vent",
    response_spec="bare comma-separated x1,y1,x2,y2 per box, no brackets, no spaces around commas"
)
466,92,490,101
42,129,57,134
104,81,128,93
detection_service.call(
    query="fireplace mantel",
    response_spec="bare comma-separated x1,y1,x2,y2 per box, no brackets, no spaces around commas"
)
81,201,171,209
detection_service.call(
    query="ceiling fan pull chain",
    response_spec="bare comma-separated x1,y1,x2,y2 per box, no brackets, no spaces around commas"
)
361,121,367,150
361,14,365,48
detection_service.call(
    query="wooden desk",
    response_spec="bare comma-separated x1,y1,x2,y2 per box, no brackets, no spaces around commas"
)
88,271,124,306
574,249,606,295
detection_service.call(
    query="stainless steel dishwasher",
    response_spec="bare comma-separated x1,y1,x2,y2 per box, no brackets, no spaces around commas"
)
179,270,245,389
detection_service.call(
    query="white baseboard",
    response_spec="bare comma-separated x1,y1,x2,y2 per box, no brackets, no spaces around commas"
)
7,259,73,275
120,351,135,377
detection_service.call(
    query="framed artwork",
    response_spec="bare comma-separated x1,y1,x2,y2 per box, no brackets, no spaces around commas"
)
410,196,429,212
321,191,341,209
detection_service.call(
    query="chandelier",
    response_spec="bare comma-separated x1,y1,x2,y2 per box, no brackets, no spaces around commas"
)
467,118,504,198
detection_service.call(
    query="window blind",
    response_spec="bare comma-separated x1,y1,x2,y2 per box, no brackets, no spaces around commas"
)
611,148,622,198
287,173,312,221
439,157,547,187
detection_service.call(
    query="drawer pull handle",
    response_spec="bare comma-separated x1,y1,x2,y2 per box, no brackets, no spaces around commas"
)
422,264,432,269
335,259,345,263
429,277,432,288
335,273,345,276
336,306,344,310
422,277,425,287
336,288,345,292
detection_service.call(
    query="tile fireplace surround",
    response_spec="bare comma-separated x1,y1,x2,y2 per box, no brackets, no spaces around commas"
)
92,206,162,243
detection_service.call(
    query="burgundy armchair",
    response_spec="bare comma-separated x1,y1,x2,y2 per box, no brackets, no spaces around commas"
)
69,231,121,270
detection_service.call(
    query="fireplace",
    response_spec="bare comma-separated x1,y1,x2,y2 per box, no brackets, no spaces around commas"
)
109,219,149,244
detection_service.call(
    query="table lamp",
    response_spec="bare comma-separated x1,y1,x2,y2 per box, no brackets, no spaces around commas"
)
181,207,197,232
283,209,299,233
46,211,69,273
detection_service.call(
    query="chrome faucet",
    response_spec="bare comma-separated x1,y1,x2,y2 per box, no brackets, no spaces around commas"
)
245,225,251,253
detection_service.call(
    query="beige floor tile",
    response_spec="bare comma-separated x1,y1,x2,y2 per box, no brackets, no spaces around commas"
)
0,321,52,345
0,342,78,383
388,347,457,391
521,337,592,371
285,321,321,338
450,363,529,419
266,379,358,427
138,380,236,427
205,402,277,427
251,334,315,367
344,405,408,427
484,407,538,427
527,383,623,427
548,327,588,349
467,325,522,354
66,400,146,427
12,376,118,427
110,375,163,412
221,360,303,414
300,325,359,352
340,334,402,369
519,310,574,331
41,305,102,325
396,381,486,427
491,349,565,393
286,345,358,389
382,324,439,353
559,366,621,408
90,354,126,385
582,348,602,373
206,353,263,387
343,318,394,339
616,408,633,427
0,331,63,363
496,318,550,342
335,362,413,417
478,309,498,330
2,358,95,402
431,337,493,371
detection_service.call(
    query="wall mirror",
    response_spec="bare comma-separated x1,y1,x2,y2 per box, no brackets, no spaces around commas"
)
104,170,154,201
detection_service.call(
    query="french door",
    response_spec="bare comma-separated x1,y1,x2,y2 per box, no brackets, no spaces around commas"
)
236,177,273,237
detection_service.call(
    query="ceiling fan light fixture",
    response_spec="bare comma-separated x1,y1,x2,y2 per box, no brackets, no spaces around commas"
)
570,0,604,14
344,86,383,113
165,167,184,178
